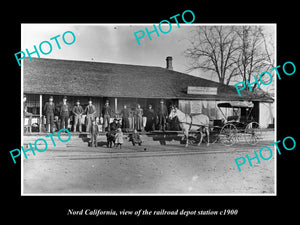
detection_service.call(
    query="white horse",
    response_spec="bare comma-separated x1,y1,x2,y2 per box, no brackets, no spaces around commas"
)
169,106,210,147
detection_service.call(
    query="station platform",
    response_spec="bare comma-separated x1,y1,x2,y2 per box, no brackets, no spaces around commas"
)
22,129,275,148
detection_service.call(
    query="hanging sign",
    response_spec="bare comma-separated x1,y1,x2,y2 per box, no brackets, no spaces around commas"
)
187,86,218,95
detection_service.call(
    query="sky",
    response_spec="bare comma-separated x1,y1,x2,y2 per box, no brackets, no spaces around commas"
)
21,23,275,82
22,24,192,72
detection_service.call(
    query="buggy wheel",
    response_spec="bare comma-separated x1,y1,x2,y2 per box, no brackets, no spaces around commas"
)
244,122,262,145
219,123,238,146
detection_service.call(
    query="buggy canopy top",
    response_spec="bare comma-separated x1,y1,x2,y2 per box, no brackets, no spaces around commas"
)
217,101,254,108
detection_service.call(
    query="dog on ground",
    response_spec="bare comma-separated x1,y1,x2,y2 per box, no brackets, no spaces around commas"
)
106,131,116,148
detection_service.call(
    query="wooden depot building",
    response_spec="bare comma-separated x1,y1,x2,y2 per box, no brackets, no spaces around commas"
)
23,56,274,132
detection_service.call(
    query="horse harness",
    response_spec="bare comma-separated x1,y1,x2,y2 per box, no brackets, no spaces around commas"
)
179,114,206,131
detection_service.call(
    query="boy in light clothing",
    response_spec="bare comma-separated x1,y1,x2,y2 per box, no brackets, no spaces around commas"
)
90,120,99,147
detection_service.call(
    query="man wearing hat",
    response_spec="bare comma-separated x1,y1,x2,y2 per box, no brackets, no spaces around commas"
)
144,104,156,132
110,118,120,133
72,99,84,132
102,100,112,131
44,96,56,132
120,104,130,132
85,99,96,132
157,99,168,131
59,96,71,131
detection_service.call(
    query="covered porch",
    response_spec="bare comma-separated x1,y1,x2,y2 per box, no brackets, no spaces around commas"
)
23,93,180,134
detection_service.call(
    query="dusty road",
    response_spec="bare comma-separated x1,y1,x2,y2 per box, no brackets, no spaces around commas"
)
22,142,275,195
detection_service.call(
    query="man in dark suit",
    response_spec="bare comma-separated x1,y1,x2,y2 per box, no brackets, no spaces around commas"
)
44,96,56,133
59,96,71,131
72,99,84,132
144,104,156,132
102,100,112,131
157,99,168,131
120,104,130,132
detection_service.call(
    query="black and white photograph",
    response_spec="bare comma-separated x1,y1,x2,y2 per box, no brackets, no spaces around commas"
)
4,4,299,224
21,23,276,195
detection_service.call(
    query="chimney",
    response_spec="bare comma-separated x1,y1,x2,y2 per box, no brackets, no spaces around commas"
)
166,56,173,70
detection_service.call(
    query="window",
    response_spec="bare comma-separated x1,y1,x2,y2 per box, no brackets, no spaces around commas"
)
24,94,40,115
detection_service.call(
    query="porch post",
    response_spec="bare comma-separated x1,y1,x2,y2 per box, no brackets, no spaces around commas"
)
39,94,42,132
114,97,118,116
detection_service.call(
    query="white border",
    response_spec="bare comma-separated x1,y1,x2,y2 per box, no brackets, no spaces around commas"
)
21,24,24,195
21,23,277,196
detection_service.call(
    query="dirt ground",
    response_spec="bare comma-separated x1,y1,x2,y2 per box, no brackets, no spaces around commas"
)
22,141,275,195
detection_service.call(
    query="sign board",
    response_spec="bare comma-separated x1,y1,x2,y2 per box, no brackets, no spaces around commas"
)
187,86,218,95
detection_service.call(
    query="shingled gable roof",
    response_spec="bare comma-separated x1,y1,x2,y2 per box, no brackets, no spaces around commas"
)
23,57,273,102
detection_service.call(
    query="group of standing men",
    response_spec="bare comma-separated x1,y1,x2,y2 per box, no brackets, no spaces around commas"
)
44,96,96,133
102,99,169,132
119,99,169,132
42,96,169,133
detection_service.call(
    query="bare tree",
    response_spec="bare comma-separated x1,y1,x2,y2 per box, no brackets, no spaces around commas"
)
184,26,240,85
184,25,274,92
234,26,274,91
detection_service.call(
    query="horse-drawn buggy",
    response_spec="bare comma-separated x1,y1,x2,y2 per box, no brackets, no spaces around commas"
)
169,101,262,147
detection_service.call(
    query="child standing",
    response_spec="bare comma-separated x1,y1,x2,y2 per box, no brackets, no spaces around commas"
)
90,120,99,147
114,128,124,149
